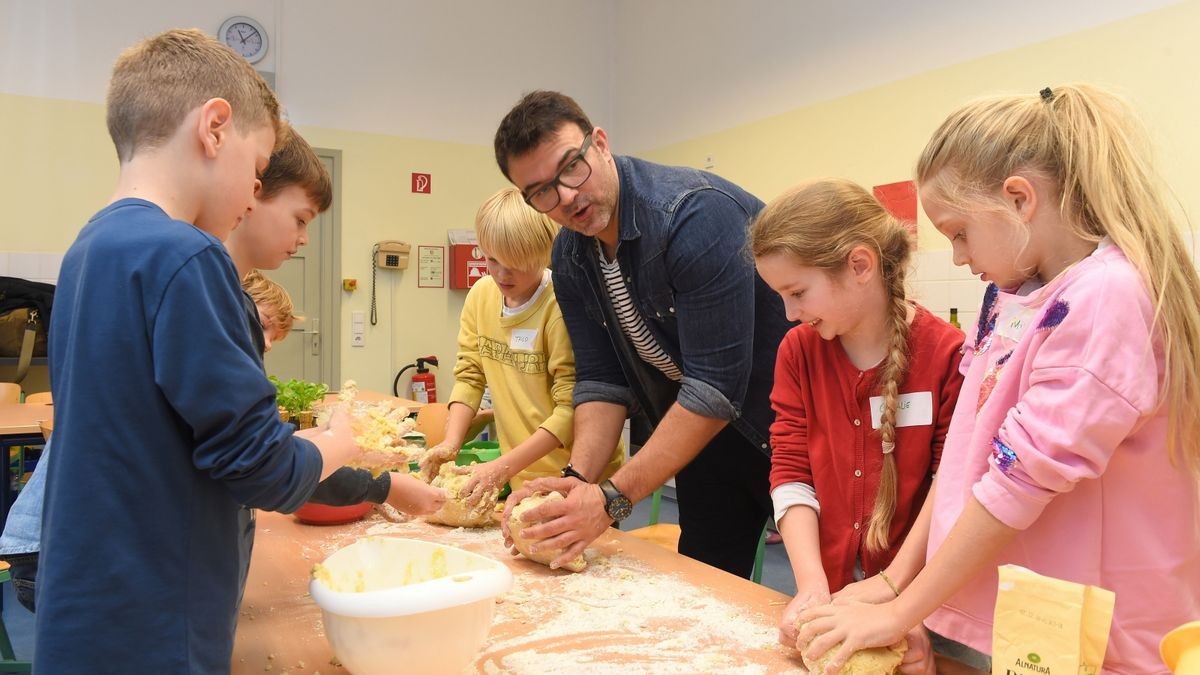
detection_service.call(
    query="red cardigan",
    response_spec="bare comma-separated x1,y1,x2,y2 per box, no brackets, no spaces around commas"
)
769,304,964,591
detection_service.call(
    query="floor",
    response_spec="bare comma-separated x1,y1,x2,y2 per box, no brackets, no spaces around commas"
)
0,487,794,664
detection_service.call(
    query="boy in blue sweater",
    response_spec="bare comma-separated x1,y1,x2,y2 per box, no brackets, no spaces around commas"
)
36,29,360,673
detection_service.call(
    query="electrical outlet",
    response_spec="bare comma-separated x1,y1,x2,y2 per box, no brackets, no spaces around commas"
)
703,154,715,170
351,333,365,347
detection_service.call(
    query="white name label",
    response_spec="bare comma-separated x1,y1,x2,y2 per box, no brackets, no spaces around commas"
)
870,391,933,430
510,329,538,351
995,302,1035,342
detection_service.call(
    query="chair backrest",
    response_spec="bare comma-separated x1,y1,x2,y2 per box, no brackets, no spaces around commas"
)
0,383,20,404
23,391,51,405
414,402,450,448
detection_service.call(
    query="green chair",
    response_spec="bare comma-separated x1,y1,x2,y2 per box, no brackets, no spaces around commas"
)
633,486,770,584
0,561,32,672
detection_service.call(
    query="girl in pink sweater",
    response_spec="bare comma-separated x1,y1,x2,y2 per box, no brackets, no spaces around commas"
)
798,85,1200,674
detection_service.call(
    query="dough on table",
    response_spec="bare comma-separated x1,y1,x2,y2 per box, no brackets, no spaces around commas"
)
424,462,498,528
795,622,906,675
507,492,586,573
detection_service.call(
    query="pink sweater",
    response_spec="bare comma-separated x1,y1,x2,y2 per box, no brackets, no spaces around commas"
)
925,241,1200,674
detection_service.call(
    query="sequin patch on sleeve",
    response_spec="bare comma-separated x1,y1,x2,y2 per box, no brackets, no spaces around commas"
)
991,436,1018,474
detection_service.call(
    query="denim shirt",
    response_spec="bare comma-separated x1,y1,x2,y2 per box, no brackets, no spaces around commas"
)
551,155,793,455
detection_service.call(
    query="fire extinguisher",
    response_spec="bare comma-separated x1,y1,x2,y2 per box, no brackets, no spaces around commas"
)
393,356,438,403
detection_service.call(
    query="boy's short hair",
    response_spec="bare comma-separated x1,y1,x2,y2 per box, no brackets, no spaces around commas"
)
494,90,593,181
259,125,333,212
242,270,298,334
106,28,283,163
475,187,560,272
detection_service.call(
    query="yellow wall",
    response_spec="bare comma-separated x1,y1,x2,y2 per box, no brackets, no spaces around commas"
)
0,92,508,394
639,0,1200,250
4,0,1198,393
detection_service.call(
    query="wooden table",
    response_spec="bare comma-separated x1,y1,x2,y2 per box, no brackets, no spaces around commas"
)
232,511,801,674
0,402,51,527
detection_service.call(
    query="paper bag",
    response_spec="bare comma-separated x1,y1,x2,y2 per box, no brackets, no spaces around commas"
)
992,565,1115,675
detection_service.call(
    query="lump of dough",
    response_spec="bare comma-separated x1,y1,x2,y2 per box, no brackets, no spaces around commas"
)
507,492,586,573
424,462,498,528
797,627,906,675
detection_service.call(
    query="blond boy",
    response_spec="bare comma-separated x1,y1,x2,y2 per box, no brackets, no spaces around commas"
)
419,188,623,504
37,29,358,672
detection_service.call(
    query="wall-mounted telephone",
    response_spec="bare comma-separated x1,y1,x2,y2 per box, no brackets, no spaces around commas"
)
374,240,411,270
369,241,411,327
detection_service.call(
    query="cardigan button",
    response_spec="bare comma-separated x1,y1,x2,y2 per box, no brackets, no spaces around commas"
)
853,419,861,427
854,469,862,478
853,522,860,530
761,443,768,450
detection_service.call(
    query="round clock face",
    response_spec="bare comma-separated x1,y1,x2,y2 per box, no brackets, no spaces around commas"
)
219,16,268,64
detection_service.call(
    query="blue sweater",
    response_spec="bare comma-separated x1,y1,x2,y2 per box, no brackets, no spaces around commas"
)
36,199,323,674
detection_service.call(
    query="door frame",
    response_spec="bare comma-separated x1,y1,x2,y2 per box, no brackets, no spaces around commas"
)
316,147,342,389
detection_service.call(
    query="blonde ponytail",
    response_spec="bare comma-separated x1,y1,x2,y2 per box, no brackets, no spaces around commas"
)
750,178,914,551
918,84,1200,477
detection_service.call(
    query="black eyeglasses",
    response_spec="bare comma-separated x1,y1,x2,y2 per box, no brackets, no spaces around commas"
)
523,133,593,213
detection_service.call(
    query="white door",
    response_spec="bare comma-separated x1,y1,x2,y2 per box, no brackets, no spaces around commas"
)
263,150,342,388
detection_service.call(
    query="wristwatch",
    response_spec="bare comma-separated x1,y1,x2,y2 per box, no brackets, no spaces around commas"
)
560,463,588,482
599,479,633,522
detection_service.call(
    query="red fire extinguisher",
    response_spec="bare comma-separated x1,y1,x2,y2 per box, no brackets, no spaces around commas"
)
393,356,438,403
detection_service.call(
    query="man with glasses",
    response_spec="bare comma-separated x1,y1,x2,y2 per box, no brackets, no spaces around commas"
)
494,90,792,578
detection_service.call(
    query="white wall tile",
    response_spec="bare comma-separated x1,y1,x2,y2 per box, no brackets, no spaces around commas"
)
37,253,63,282
8,252,40,280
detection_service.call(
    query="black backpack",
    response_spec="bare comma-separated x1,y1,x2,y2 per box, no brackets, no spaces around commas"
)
0,276,55,384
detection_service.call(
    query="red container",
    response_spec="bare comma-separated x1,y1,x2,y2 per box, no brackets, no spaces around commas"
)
293,501,373,526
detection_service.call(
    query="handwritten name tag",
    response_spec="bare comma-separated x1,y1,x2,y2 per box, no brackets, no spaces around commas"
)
510,328,538,351
870,391,933,430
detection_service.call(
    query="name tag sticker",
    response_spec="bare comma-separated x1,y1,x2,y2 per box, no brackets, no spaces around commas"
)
995,302,1035,342
870,391,933,430
510,329,538,351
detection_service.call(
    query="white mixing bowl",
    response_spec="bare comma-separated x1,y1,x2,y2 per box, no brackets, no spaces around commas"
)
310,536,513,675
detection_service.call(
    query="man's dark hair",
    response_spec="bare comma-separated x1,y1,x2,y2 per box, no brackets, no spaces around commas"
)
494,91,594,181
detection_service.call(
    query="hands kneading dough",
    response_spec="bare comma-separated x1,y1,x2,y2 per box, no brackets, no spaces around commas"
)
424,463,498,528
796,619,906,675
507,492,586,573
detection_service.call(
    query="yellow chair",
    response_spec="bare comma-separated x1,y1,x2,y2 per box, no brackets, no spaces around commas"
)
21,392,50,406
0,384,19,405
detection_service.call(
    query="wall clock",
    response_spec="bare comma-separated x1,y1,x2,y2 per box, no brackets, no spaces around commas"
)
219,16,268,64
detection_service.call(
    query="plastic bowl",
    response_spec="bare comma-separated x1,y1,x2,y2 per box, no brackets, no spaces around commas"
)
310,536,512,675
293,501,373,526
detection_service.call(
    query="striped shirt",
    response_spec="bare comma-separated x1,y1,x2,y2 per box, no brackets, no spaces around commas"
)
597,241,682,381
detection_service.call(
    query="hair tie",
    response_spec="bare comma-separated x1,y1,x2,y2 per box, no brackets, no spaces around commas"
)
882,441,896,455
1039,87,1054,102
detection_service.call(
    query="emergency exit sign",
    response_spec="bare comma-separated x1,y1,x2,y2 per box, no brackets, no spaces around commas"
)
412,173,431,194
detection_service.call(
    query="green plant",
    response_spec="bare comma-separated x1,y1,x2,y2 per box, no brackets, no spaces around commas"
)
270,376,328,417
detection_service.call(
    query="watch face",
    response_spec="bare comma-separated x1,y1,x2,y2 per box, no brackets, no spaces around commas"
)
607,495,633,521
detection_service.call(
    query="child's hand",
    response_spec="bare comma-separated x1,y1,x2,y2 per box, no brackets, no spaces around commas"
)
779,584,831,647
898,625,936,675
418,443,458,483
385,471,447,515
313,406,359,480
830,573,898,606
456,462,510,507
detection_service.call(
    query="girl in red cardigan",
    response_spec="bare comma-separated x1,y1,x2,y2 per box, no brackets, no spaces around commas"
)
749,178,964,655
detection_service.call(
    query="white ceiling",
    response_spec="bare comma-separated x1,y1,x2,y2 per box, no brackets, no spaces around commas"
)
1,0,1181,153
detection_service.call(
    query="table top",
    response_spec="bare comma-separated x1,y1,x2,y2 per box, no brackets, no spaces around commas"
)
0,402,52,437
232,510,801,674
